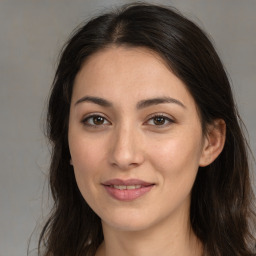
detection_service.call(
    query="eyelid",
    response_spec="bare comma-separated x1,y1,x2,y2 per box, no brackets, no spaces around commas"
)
81,113,111,127
144,113,175,126
80,112,175,128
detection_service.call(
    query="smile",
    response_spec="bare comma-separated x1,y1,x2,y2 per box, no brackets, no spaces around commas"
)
110,185,142,190
102,179,154,201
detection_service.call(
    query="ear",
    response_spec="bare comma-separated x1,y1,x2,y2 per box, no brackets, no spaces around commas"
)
199,119,226,167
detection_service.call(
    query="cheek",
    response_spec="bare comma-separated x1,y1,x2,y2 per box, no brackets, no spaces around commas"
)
70,134,106,168
148,130,203,184
69,135,106,194
148,135,202,212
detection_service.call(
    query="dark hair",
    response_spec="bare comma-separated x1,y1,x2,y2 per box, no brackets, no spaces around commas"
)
38,3,256,256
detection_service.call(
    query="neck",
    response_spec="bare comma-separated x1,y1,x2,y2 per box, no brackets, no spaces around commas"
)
96,205,203,256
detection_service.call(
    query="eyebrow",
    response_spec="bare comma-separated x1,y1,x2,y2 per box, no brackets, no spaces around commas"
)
75,96,113,107
136,97,186,109
75,96,185,109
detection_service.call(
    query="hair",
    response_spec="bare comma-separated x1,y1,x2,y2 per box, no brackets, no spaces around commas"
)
38,3,256,256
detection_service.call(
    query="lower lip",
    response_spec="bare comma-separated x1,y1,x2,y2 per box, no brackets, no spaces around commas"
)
103,185,154,201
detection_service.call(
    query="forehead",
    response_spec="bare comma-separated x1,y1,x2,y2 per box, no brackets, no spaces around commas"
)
72,46,195,109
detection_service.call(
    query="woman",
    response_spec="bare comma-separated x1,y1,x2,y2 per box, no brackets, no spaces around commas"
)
38,3,256,256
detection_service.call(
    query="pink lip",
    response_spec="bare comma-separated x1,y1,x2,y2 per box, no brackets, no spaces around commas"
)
102,179,154,201
103,179,153,186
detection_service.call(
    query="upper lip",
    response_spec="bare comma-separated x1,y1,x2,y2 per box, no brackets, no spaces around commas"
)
102,179,154,186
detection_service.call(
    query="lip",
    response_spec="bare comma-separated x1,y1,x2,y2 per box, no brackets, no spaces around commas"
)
102,179,155,201
103,179,153,186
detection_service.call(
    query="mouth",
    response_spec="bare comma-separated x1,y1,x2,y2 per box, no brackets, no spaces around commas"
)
102,179,155,201
108,184,145,190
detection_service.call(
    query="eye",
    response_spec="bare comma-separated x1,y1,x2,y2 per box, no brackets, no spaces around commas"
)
82,114,111,127
146,114,174,127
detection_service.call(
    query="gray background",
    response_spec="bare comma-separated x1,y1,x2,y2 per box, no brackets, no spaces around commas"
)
0,0,255,255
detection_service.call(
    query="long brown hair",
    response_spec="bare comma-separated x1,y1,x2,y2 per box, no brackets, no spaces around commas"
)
38,3,256,255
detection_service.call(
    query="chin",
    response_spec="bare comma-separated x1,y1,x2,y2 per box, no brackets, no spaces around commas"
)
106,220,151,232
101,210,158,232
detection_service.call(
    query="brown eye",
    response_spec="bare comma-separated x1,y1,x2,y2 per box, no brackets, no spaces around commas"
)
82,115,110,127
93,116,105,125
146,114,174,127
153,116,166,125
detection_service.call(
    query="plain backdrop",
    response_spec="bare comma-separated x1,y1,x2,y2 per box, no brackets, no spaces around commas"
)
0,0,255,255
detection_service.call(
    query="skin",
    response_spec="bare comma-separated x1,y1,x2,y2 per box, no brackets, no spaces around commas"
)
68,46,225,256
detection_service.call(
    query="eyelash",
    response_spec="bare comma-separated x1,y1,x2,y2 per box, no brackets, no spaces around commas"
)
81,114,111,128
81,113,174,128
146,114,174,127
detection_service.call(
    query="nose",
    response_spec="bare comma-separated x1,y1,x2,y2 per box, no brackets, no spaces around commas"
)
109,124,145,170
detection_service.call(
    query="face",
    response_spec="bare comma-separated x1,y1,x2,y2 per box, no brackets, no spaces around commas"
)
68,46,208,232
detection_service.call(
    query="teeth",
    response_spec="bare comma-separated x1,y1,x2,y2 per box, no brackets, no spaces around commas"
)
112,185,142,190
114,185,126,190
